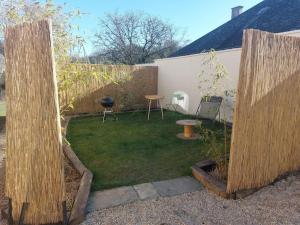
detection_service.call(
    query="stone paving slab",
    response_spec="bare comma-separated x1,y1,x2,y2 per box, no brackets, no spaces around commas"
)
153,176,202,197
87,186,139,212
88,176,202,212
133,183,159,200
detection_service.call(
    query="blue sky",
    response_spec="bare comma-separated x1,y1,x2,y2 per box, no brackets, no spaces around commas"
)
53,0,262,55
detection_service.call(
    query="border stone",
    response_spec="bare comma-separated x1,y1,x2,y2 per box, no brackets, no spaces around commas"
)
153,177,202,197
87,186,139,211
133,183,159,200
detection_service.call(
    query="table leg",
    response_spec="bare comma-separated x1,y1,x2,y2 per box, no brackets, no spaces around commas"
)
184,125,193,138
158,99,164,120
103,109,106,123
147,99,152,120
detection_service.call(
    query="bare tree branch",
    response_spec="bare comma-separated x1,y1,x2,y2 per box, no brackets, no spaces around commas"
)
92,11,185,64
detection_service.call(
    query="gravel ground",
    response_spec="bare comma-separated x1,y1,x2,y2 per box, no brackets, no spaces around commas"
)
82,172,300,225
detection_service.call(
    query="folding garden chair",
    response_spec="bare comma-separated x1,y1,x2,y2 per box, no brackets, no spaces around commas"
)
195,96,223,121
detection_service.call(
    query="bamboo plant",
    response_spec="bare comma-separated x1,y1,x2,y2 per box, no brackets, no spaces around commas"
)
198,49,236,180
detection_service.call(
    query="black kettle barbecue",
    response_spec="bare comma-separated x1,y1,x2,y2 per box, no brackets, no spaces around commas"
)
99,96,117,122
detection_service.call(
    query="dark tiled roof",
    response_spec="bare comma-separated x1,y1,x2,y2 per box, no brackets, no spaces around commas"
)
170,0,300,57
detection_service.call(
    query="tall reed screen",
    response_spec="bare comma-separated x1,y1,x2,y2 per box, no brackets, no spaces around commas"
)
227,29,300,193
60,65,158,115
4,20,65,224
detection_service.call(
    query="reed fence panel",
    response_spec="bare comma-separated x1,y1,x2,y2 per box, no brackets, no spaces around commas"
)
227,29,300,193
4,20,65,224
61,65,158,115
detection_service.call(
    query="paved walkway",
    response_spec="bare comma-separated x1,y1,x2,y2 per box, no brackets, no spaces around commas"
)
81,172,300,225
88,176,202,212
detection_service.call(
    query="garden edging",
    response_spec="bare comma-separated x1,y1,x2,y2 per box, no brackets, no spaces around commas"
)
192,160,258,199
63,117,93,225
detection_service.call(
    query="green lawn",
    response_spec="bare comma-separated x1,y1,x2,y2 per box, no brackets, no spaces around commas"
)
67,111,228,191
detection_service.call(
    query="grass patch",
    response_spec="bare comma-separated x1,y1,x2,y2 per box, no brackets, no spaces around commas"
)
67,111,229,191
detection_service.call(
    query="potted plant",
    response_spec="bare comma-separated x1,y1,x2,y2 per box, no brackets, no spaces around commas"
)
192,49,236,198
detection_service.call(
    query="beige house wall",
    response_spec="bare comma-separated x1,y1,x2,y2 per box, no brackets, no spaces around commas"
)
154,30,300,122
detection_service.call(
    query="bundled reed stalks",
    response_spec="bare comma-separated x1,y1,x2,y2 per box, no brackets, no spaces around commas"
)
4,20,65,224
227,29,300,193
60,65,158,115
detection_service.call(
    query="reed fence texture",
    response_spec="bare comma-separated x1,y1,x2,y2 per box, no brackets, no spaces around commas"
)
4,20,65,224
227,29,300,193
60,65,158,115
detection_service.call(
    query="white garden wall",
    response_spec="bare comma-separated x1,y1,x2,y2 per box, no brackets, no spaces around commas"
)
153,30,300,122
155,48,241,122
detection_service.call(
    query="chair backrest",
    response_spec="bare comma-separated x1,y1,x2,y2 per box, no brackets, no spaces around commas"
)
196,96,223,120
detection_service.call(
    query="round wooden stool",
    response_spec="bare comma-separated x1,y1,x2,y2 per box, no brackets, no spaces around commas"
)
176,120,201,140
